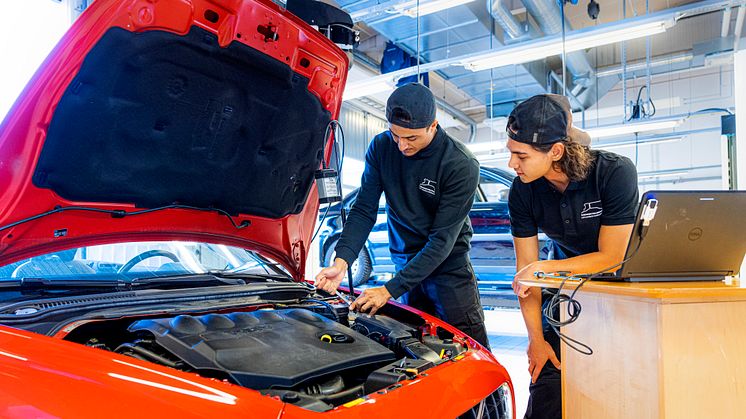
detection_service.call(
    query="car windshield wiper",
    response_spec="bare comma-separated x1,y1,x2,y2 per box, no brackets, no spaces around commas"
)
206,270,295,283
0,278,129,291
0,275,246,292
0,204,251,234
0,272,295,293
130,272,300,288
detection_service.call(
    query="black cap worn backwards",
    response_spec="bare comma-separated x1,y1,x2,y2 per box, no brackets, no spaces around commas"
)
386,83,437,129
506,94,591,146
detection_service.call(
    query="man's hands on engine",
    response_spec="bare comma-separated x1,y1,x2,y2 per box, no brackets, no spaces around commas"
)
315,258,392,315
315,258,347,293
350,286,391,316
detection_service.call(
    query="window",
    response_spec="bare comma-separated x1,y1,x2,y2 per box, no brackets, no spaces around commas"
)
478,175,511,203
0,241,289,283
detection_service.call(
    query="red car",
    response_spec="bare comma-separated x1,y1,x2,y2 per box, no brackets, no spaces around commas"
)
0,0,514,417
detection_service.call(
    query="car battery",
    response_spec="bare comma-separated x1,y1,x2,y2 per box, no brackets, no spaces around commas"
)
363,358,434,393
422,335,466,359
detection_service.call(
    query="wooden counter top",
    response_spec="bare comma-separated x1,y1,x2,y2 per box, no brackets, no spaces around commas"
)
518,276,746,303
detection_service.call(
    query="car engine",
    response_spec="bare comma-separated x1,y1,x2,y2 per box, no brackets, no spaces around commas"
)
125,309,396,389
68,302,467,412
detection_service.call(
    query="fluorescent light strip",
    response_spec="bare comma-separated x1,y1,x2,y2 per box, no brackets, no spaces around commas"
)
343,79,395,101
396,0,477,18
477,152,511,163
638,171,689,180
596,136,684,150
477,134,683,162
596,52,694,77
466,140,507,154
463,20,670,72
585,119,681,138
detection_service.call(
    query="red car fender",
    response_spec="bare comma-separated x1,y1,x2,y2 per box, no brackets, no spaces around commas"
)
0,322,512,418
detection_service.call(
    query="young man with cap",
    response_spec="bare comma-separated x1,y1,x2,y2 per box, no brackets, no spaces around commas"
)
315,82,490,348
506,94,639,419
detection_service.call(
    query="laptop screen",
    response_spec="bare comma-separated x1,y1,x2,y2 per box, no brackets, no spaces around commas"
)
619,190,746,280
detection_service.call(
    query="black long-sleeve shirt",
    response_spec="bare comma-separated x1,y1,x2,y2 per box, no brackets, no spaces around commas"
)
334,126,479,298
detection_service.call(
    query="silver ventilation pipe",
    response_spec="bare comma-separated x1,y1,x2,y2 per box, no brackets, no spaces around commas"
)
488,0,524,40
518,0,595,87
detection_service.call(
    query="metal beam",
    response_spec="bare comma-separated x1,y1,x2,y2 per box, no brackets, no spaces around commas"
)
345,0,740,95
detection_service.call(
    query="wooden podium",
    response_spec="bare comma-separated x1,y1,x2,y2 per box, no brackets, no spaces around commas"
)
520,278,746,419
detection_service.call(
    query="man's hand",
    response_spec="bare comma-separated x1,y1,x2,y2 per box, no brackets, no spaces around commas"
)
512,261,541,298
315,258,348,293
350,286,391,315
527,338,561,383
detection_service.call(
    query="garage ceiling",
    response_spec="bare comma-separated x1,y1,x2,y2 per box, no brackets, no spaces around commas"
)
338,0,741,122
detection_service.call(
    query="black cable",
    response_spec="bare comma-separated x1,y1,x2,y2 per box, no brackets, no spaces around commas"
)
628,85,656,121
310,205,331,245
336,121,346,176
541,234,646,355
692,107,733,116
320,119,334,170
0,204,250,234
310,120,344,245
301,298,340,323
333,122,355,301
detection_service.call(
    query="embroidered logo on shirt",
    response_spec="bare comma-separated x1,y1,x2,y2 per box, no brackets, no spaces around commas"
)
419,178,437,196
581,200,603,219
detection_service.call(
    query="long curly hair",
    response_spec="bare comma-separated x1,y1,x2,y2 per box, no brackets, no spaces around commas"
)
534,140,596,182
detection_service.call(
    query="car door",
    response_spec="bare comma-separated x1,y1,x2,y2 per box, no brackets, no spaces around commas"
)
366,194,393,274
468,168,516,287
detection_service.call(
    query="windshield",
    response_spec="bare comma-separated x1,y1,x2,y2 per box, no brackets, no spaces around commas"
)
0,241,290,282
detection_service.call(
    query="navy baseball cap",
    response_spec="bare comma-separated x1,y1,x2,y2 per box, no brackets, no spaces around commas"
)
386,83,437,129
506,94,591,146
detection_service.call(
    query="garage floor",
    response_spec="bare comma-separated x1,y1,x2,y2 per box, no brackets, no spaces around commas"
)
485,308,530,419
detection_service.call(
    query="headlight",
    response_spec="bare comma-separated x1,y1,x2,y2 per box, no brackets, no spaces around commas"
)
464,382,513,419
495,382,513,419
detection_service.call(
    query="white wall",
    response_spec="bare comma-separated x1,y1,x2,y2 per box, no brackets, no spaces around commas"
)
595,67,732,190
474,64,736,192
734,49,746,189
0,0,71,121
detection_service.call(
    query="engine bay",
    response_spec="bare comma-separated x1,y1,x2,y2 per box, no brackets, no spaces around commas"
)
62,298,468,412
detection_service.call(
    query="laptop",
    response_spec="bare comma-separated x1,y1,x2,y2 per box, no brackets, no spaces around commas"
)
592,190,746,282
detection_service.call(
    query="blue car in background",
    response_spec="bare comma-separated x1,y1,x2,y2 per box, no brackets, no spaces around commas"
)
317,166,549,301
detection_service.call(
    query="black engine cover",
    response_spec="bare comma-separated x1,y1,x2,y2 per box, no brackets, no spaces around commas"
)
128,309,395,389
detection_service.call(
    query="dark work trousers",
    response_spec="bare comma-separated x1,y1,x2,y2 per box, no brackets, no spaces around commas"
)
524,292,562,419
398,263,490,350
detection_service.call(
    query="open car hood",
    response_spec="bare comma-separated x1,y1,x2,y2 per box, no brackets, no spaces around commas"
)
0,0,348,277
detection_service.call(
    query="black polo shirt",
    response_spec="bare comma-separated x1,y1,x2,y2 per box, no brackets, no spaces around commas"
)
508,149,639,258
334,126,479,299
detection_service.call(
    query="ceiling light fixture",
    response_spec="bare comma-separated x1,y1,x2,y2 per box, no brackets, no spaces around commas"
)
596,136,684,150
344,0,722,98
638,170,690,180
466,140,507,154
343,79,395,101
585,118,682,139
476,152,511,163
393,0,478,18
461,20,671,72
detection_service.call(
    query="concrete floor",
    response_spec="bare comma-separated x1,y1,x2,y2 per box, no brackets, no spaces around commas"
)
484,308,530,419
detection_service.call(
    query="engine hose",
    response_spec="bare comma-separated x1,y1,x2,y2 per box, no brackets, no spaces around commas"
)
319,384,365,402
303,375,345,396
115,342,183,369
